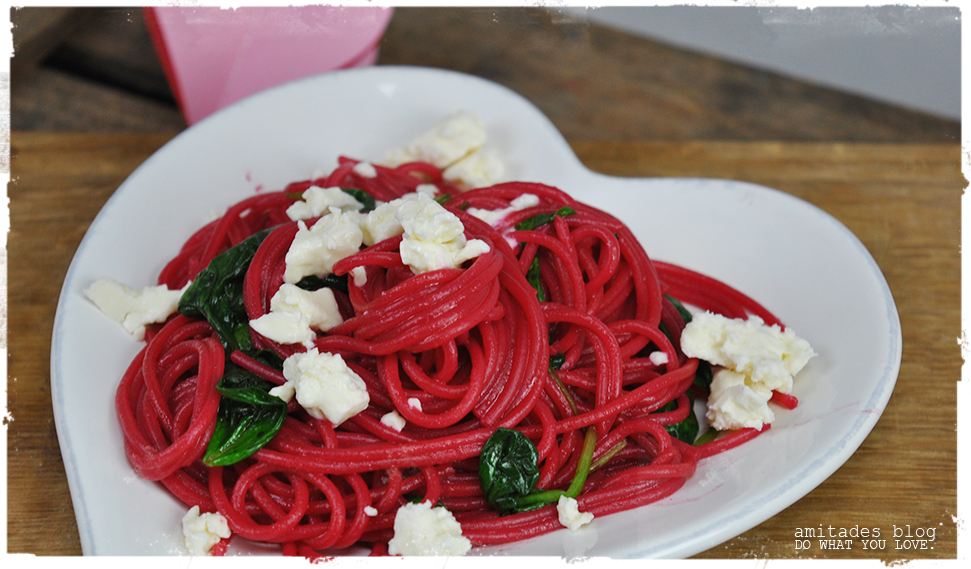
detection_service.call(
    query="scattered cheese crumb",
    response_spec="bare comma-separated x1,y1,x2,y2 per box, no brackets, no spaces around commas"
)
387,501,471,556
353,161,378,178
466,193,539,227
380,410,406,432
407,397,423,411
557,496,594,532
649,351,669,366
181,505,231,556
84,278,189,341
364,506,379,517
350,266,368,287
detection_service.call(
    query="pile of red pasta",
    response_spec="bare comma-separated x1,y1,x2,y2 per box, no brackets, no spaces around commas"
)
113,156,785,557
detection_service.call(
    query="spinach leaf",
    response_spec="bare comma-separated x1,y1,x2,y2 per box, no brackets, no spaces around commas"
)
514,206,576,231
179,227,273,352
549,353,566,371
526,257,546,302
202,364,288,467
478,427,597,515
479,428,541,515
656,392,700,444
340,188,376,212
664,294,693,324
693,360,713,392
295,273,349,295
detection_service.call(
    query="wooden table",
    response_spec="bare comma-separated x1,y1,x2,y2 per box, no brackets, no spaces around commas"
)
8,133,960,559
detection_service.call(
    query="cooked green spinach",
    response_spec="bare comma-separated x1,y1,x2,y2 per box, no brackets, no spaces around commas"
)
178,227,273,353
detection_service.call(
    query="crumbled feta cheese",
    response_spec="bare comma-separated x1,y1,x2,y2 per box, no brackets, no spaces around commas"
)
380,410,406,432
358,192,489,271
350,266,368,287
284,207,364,284
387,501,471,556
84,278,189,341
557,496,594,532
182,505,231,556
466,193,539,227
681,311,816,431
407,397,423,411
360,198,405,246
443,147,505,189
648,351,669,366
353,161,378,178
275,349,369,425
249,284,343,349
250,311,316,349
415,183,439,197
270,283,343,332
381,112,505,189
383,111,487,169
396,192,490,274
286,186,364,221
705,369,776,430
364,506,379,517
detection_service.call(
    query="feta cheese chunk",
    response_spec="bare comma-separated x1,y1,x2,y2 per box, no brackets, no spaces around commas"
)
84,278,189,340
360,198,405,246
359,192,489,272
443,147,505,189
353,161,378,178
249,283,344,348
350,266,368,287
648,351,669,366
383,111,487,169
396,192,490,274
681,311,816,431
706,369,776,430
466,193,540,227
249,311,316,349
286,186,364,221
181,505,231,556
269,283,343,332
275,349,369,425
381,111,505,189
284,208,364,284
557,496,594,532
387,501,471,556
380,410,406,432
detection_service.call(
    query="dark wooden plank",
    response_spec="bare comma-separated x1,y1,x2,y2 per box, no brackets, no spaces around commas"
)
9,6,960,143
378,7,960,143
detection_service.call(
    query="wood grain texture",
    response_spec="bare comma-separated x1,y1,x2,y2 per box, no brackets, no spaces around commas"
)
9,7,960,143
7,133,959,559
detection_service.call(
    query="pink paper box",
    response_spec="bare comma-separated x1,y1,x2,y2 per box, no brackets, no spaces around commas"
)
145,6,394,125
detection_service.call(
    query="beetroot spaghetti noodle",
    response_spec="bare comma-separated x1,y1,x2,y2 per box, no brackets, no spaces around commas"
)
113,155,792,556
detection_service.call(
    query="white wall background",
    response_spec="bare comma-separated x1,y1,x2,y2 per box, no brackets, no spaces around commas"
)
563,5,960,121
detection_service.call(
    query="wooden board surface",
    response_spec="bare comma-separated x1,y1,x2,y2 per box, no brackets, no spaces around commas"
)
7,133,961,559
10,7,960,142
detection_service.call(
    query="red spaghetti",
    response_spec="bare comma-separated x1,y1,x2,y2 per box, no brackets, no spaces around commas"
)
115,156,788,556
